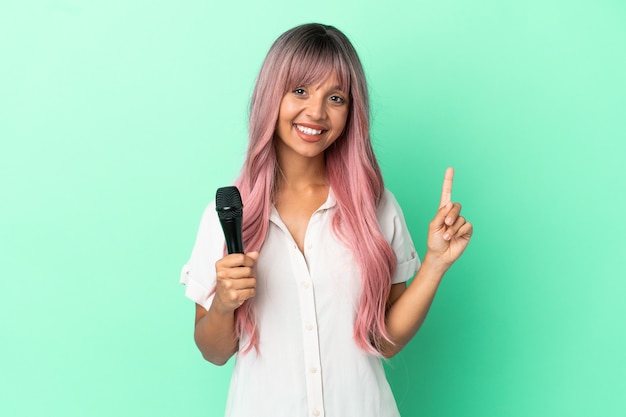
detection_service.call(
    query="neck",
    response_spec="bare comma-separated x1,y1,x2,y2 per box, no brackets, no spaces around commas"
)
275,148,328,191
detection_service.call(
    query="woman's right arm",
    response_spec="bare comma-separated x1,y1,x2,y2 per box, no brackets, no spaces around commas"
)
193,252,259,366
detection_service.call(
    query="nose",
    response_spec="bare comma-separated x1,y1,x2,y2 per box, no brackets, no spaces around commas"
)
305,94,327,120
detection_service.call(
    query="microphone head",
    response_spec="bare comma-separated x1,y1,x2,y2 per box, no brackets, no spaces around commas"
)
215,186,243,221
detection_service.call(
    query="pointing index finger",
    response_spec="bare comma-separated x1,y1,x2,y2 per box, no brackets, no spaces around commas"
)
439,167,454,208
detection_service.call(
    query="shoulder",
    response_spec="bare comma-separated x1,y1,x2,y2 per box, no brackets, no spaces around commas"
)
188,200,226,268
198,200,221,233
376,188,405,221
376,188,414,245
194,200,228,253
378,188,420,279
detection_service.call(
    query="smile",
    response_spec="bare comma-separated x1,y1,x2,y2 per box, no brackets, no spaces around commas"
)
295,124,324,136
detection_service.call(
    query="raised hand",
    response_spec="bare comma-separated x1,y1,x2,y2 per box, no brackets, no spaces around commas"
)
427,168,473,269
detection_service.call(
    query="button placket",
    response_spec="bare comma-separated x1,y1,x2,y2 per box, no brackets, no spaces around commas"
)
299,275,323,414
274,203,326,415
295,214,324,416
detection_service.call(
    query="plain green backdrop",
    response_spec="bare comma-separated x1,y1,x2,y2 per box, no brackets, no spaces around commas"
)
1,0,625,416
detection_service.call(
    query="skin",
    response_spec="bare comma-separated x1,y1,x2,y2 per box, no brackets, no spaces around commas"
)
193,75,473,364
272,76,349,253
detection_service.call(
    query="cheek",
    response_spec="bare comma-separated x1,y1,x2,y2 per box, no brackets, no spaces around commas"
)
335,109,349,134
278,99,299,122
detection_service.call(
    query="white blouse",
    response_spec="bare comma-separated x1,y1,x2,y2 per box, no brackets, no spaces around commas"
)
181,189,420,417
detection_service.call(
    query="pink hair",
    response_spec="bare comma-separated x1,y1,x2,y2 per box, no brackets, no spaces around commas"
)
233,23,397,355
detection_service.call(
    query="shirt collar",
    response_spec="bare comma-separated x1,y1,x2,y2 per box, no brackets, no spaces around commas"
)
269,187,337,225
318,187,337,211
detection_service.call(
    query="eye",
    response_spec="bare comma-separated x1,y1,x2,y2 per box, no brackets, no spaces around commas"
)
293,88,306,96
330,95,346,104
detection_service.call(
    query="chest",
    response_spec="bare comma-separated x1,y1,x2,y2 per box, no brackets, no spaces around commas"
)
254,190,365,343
274,189,328,253
257,207,362,313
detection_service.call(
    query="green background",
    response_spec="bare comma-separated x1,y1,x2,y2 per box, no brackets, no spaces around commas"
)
1,0,625,416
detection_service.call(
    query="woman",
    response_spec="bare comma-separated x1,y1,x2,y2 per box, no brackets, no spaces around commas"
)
181,23,472,417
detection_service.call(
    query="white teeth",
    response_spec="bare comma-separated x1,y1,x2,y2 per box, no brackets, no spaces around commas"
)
296,124,323,135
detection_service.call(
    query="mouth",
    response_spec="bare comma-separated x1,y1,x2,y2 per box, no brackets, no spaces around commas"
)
294,123,326,136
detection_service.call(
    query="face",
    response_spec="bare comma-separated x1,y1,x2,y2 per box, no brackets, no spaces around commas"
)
274,75,350,163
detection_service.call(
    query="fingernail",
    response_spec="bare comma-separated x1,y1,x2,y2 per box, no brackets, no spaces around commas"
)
445,217,452,225
443,233,450,240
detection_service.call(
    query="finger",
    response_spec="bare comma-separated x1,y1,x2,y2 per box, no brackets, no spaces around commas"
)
219,277,256,291
216,266,256,282
217,252,259,269
216,253,247,269
439,167,454,208
444,202,462,226
457,221,473,239
443,216,466,240
430,201,451,228
236,288,256,304
219,287,256,307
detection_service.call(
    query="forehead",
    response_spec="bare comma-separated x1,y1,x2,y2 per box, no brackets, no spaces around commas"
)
285,57,350,93
308,74,344,91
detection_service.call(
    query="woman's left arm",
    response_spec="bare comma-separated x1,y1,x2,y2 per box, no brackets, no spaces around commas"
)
380,168,473,358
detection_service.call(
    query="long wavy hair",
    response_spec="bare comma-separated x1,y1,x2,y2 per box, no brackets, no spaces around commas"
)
233,23,397,355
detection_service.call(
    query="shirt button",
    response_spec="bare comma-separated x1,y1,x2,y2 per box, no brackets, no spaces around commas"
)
305,324,313,331
310,366,318,373
303,281,310,289
307,243,313,250
312,410,320,417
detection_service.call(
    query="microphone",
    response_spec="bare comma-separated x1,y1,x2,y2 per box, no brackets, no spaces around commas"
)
215,186,244,254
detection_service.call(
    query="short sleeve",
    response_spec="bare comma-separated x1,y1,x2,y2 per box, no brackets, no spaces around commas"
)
377,189,420,284
179,201,225,310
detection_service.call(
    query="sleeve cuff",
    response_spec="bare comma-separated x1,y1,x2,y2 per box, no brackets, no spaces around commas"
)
392,252,420,284
180,264,215,310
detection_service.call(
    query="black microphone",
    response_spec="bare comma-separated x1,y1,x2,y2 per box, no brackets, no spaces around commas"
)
215,186,244,254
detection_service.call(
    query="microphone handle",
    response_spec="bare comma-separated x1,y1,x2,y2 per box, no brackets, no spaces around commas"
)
220,217,244,254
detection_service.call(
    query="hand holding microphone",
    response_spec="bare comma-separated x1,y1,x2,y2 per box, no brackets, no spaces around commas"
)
213,186,258,313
